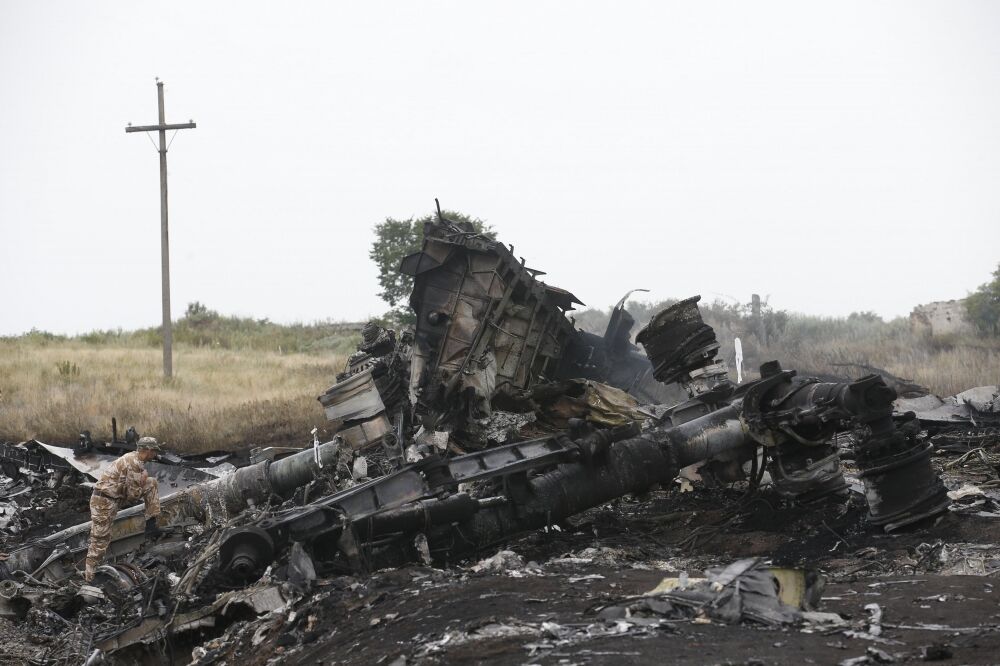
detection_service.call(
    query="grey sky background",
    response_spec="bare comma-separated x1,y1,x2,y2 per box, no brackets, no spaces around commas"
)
2,1,998,336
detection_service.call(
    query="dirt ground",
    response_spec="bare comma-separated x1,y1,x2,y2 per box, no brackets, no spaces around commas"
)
6,445,999,666
187,465,1000,666
292,570,997,665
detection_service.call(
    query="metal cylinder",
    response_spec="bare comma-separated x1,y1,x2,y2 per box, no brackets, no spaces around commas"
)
768,443,847,503
656,403,752,467
858,434,950,531
6,440,345,579
216,459,272,514
635,295,721,385
437,432,684,559
218,526,275,582
266,442,342,494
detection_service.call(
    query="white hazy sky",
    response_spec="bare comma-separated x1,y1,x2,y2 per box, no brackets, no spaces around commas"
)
2,1,999,336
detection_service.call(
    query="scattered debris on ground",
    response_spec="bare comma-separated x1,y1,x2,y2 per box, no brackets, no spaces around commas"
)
2,214,999,664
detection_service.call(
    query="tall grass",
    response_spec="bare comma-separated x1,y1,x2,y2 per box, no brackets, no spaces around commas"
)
2,299,996,456
0,341,349,454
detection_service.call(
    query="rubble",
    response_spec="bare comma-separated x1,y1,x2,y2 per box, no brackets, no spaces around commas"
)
595,558,832,627
4,213,1000,664
896,385,1000,434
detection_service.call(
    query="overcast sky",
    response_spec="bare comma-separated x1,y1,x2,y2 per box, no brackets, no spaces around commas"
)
2,1,998,336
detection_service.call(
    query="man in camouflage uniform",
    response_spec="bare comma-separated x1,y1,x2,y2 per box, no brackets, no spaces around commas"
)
84,436,164,581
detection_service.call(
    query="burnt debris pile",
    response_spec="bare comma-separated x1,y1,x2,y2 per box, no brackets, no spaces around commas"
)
2,214,998,664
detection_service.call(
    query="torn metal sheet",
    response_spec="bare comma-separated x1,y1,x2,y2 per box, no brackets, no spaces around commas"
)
97,584,291,652
35,442,218,496
956,386,1000,414
198,462,237,477
896,385,1000,426
146,460,218,492
36,442,118,479
632,558,824,625
319,369,387,422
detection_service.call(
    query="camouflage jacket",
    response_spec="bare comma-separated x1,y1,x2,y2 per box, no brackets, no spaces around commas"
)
94,451,153,501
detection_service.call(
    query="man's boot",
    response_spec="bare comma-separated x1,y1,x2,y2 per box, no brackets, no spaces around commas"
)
144,517,163,540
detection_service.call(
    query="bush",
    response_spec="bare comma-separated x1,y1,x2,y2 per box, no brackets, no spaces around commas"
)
966,263,1000,336
369,209,495,318
55,360,80,377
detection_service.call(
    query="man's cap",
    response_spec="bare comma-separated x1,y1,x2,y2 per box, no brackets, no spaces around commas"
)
137,437,163,452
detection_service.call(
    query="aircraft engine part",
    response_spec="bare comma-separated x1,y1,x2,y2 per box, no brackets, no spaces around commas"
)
767,443,848,503
439,430,683,559
856,414,950,531
636,296,721,386
318,369,392,450
218,526,275,582
93,563,149,613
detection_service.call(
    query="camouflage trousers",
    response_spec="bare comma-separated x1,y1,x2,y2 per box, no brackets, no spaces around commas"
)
84,479,160,581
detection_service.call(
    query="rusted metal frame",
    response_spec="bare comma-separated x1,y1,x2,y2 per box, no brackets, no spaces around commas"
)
539,315,569,376
448,435,575,483
525,309,553,383
429,254,472,372
457,254,526,377
502,284,544,387
258,464,437,538
218,434,584,573
0,443,67,474
487,247,541,376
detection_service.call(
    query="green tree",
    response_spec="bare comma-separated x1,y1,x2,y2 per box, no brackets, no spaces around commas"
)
183,301,217,325
370,210,495,321
966,263,1000,336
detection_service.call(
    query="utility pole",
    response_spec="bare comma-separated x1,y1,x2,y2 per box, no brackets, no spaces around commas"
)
751,293,768,348
126,80,196,378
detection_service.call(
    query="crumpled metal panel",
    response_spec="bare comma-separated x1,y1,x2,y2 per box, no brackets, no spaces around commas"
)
146,461,217,492
956,385,1000,414
96,584,289,652
318,370,386,422
402,219,580,429
895,385,1000,425
36,442,118,479
338,416,392,450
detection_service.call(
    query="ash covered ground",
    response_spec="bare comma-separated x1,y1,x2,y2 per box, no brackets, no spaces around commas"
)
6,455,1000,665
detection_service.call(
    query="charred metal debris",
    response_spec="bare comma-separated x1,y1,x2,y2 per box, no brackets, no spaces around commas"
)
3,213,998,663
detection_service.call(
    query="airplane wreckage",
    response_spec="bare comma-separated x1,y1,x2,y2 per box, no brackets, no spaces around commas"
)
1,214,999,664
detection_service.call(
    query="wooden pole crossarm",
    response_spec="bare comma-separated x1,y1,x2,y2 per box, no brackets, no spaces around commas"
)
126,122,197,133
125,80,196,379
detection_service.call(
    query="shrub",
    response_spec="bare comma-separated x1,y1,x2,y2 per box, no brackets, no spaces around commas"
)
966,263,1000,336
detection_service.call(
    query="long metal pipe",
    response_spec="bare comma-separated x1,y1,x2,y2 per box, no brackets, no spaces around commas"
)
653,402,749,467
11,399,756,577
5,441,343,578
428,405,753,560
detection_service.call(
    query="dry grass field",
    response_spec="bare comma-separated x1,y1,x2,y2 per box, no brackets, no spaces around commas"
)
754,328,999,396
576,300,1000,397
695,313,999,396
2,302,996,456
0,340,349,454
